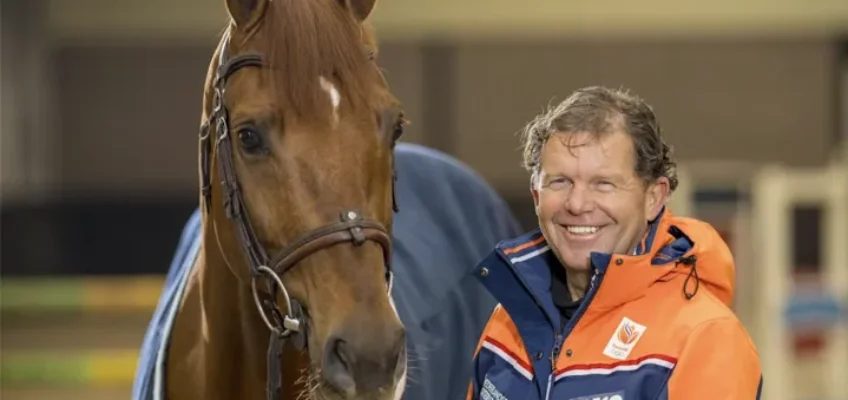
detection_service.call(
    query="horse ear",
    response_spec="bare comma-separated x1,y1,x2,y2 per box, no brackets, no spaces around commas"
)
225,0,269,29
340,0,378,21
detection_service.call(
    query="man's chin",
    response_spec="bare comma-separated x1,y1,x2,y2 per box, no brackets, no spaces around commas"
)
549,247,593,271
558,241,619,268
565,258,594,271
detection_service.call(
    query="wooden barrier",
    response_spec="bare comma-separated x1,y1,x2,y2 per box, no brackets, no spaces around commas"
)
1,276,165,388
1,275,165,313
751,158,848,400
0,350,139,387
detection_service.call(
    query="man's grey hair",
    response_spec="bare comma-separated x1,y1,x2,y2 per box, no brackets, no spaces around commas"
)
520,85,678,192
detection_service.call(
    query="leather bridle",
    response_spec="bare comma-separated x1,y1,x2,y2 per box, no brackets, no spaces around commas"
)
198,27,396,400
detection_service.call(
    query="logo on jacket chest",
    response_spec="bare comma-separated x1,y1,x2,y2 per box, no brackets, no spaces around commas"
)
602,317,646,360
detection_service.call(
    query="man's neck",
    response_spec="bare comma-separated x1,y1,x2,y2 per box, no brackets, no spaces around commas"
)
564,269,590,301
560,224,652,301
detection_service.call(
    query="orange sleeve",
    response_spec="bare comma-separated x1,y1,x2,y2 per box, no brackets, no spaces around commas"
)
465,335,484,400
465,379,475,400
667,317,763,399
466,305,502,400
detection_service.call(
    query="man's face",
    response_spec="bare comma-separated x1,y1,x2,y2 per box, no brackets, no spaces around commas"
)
532,130,669,271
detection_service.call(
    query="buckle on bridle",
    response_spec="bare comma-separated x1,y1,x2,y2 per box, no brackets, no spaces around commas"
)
251,265,301,338
341,210,367,245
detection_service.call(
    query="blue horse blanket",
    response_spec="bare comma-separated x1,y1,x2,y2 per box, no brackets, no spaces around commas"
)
132,143,523,400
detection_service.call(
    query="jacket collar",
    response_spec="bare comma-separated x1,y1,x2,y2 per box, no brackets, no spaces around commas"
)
586,208,696,309
475,207,715,327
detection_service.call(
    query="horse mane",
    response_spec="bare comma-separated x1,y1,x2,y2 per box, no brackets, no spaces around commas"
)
252,0,380,121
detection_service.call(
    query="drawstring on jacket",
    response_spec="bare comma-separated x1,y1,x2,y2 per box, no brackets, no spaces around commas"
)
677,255,699,300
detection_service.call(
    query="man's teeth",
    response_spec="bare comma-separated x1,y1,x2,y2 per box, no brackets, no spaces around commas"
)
566,225,599,235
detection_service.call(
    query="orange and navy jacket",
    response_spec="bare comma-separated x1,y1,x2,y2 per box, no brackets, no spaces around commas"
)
466,208,762,400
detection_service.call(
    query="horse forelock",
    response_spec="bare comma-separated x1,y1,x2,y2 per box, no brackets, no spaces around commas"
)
253,0,381,122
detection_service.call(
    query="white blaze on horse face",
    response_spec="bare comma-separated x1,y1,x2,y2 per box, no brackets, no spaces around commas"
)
319,76,341,123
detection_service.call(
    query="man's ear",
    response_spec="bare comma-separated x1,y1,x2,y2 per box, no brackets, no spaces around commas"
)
225,0,269,30
645,177,670,221
339,0,378,21
530,174,542,217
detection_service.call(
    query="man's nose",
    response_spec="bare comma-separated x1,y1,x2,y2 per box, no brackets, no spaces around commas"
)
565,184,595,214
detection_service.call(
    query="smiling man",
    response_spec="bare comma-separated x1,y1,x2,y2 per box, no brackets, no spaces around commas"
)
466,86,762,399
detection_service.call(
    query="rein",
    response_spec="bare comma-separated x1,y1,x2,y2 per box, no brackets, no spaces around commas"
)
199,27,396,400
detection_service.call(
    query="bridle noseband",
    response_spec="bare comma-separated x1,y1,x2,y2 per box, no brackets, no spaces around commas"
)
199,28,396,400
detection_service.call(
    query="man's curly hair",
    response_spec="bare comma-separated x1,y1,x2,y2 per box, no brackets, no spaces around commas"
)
520,86,678,192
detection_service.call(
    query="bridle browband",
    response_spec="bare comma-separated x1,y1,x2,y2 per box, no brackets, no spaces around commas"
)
198,27,396,400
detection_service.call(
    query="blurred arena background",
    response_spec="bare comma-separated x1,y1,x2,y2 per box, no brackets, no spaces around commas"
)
1,0,846,399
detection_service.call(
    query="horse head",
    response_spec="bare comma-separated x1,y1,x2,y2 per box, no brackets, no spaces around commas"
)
198,0,408,397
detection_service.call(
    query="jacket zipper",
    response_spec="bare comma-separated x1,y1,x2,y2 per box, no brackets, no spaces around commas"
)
495,249,608,400
544,333,564,400
544,270,602,400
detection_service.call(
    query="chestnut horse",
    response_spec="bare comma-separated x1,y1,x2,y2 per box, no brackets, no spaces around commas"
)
138,0,412,398
131,0,525,398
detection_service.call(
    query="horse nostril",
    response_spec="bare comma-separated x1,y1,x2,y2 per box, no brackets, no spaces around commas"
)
321,324,406,394
322,338,356,394
335,340,350,364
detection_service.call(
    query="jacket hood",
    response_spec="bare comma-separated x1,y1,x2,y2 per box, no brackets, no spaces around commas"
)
584,207,738,308
658,212,736,306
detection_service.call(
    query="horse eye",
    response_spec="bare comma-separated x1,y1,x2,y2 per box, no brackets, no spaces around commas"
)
392,122,404,141
237,128,265,154
392,113,407,141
